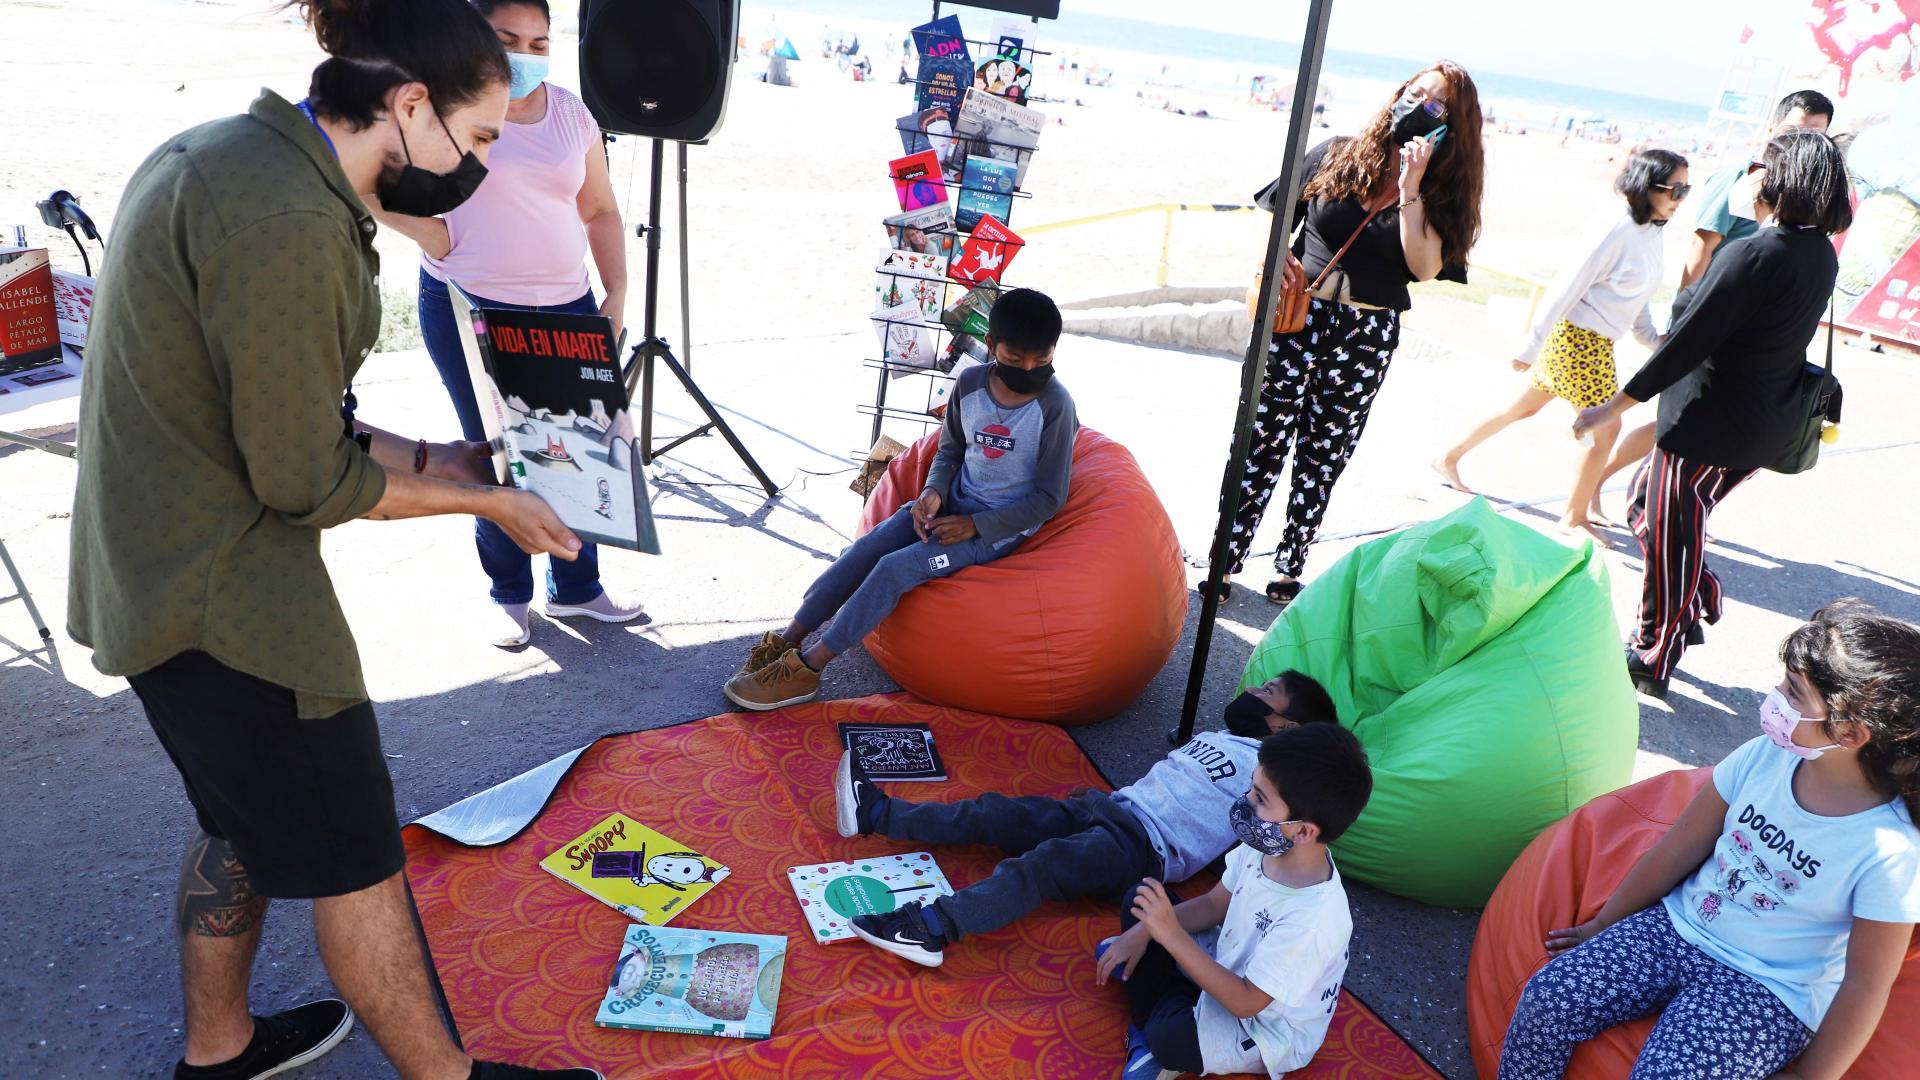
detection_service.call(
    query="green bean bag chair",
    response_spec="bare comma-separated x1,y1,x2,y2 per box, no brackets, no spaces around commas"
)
1239,498,1637,908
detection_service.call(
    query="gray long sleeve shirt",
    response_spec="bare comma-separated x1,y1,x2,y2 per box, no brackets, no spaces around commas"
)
1113,730,1264,883
922,364,1078,547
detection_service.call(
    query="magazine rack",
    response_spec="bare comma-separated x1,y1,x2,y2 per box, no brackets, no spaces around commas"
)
858,18,1050,464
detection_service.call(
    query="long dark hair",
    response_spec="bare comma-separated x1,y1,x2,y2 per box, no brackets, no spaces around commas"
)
290,0,509,130
1759,130,1854,235
1616,148,1688,225
1302,60,1485,267
1781,598,1920,825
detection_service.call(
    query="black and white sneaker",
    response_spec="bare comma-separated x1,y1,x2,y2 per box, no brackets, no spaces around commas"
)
174,998,353,1080
470,1061,607,1079
833,749,884,838
849,901,947,967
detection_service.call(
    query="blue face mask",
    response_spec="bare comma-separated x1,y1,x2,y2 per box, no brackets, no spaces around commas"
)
507,52,549,101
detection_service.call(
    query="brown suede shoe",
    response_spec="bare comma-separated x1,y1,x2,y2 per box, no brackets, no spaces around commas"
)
737,630,791,676
723,648,821,711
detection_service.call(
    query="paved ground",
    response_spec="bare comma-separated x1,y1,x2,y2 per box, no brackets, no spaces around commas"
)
3,290,1917,1078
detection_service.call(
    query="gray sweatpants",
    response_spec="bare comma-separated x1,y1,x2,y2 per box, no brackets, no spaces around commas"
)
797,505,1017,655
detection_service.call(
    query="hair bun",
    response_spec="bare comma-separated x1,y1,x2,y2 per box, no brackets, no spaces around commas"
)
291,0,381,57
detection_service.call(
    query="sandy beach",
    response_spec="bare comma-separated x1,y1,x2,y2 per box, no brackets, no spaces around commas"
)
0,0,1682,354
11,3,1915,1078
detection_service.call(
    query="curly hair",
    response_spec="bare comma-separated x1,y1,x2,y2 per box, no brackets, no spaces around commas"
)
1781,598,1920,825
1301,60,1484,268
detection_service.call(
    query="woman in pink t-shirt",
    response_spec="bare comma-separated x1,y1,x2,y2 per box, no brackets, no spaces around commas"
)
377,0,641,648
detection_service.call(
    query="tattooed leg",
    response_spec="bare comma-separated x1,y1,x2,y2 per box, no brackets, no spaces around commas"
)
176,831,269,1065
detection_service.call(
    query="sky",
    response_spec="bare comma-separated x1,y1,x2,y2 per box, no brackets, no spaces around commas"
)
1059,0,1810,102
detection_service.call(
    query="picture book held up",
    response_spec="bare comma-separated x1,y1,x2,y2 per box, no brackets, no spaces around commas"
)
448,284,660,554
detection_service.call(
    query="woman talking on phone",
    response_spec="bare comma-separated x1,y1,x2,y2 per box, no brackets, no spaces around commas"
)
1223,62,1485,606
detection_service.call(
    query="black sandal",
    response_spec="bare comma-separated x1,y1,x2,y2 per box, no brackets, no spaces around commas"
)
1200,579,1235,603
1265,578,1303,606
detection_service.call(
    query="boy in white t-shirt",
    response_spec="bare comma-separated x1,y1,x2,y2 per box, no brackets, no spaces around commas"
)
1094,723,1373,1079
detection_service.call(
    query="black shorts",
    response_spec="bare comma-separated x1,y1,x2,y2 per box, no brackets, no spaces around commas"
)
129,651,406,899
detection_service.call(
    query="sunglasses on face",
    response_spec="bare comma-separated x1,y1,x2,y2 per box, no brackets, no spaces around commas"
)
1653,182,1692,200
1403,93,1448,122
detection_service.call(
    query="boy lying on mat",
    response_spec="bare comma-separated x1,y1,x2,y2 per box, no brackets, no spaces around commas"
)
722,288,1078,712
1099,723,1372,1080
832,672,1336,965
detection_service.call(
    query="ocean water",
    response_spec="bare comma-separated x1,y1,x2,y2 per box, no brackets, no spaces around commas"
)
754,0,1708,130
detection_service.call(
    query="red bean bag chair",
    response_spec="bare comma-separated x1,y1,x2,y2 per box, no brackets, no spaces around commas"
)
1467,767,1920,1079
855,427,1187,725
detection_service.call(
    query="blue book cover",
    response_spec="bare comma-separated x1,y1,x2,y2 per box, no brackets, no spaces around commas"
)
955,155,1016,233
911,15,972,123
595,924,786,1040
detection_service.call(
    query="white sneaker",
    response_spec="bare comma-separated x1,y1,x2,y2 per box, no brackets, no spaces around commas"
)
545,591,646,624
487,602,531,648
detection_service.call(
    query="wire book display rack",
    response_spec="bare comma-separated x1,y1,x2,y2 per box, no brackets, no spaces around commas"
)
855,22,1048,467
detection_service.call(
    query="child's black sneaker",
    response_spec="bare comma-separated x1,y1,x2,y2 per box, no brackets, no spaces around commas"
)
469,1062,606,1079
833,749,883,837
173,998,352,1080
849,900,947,967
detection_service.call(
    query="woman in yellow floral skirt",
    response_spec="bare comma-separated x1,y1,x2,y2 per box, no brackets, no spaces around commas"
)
1433,149,1689,541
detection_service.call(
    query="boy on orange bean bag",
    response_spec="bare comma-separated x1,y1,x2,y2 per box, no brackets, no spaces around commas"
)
723,289,1078,710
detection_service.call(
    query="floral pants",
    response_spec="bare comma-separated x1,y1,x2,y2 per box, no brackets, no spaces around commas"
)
1498,906,1812,1079
1227,298,1400,578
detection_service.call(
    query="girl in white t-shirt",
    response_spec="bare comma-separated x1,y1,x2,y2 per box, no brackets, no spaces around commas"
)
1500,599,1920,1079
1433,149,1689,544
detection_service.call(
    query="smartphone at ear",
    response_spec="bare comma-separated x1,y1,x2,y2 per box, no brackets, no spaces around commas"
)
1426,124,1450,147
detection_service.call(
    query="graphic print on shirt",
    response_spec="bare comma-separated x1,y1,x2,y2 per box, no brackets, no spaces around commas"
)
975,423,1015,459
1173,736,1241,784
1698,804,1820,922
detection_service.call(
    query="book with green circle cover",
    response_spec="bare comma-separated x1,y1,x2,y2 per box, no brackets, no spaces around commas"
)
786,852,955,944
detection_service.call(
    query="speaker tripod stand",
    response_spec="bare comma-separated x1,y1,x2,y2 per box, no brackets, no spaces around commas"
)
621,138,777,497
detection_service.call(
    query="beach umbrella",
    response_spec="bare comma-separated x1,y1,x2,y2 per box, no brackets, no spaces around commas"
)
775,37,801,61
1174,0,1337,744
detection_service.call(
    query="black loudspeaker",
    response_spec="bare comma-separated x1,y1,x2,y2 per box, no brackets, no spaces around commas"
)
579,0,739,143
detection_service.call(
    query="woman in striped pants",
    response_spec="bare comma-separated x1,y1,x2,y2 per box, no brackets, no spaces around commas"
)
1573,131,1852,697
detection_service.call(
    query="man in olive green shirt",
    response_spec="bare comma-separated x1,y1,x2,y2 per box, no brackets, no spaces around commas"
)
69,48,598,1080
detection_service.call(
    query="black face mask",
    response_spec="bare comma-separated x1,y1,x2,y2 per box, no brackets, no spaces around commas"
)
377,109,488,217
1388,94,1445,145
992,360,1054,395
1223,692,1276,739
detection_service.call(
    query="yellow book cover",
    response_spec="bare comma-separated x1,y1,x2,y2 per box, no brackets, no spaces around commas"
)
539,812,731,925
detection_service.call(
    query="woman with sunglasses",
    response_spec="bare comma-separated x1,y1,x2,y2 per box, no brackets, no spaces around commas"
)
1226,62,1485,606
1572,130,1853,698
1432,149,1690,542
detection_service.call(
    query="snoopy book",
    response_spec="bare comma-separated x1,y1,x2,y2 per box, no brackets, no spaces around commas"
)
539,812,731,926
595,924,784,1039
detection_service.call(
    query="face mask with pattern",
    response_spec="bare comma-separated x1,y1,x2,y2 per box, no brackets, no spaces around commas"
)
1229,795,1302,857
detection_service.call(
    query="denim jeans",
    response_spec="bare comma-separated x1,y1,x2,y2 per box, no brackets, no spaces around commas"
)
877,788,1161,942
417,268,603,606
795,504,1016,656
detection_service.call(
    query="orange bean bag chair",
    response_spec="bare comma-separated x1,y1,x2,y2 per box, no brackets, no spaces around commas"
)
1467,767,1920,1079
855,427,1187,725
